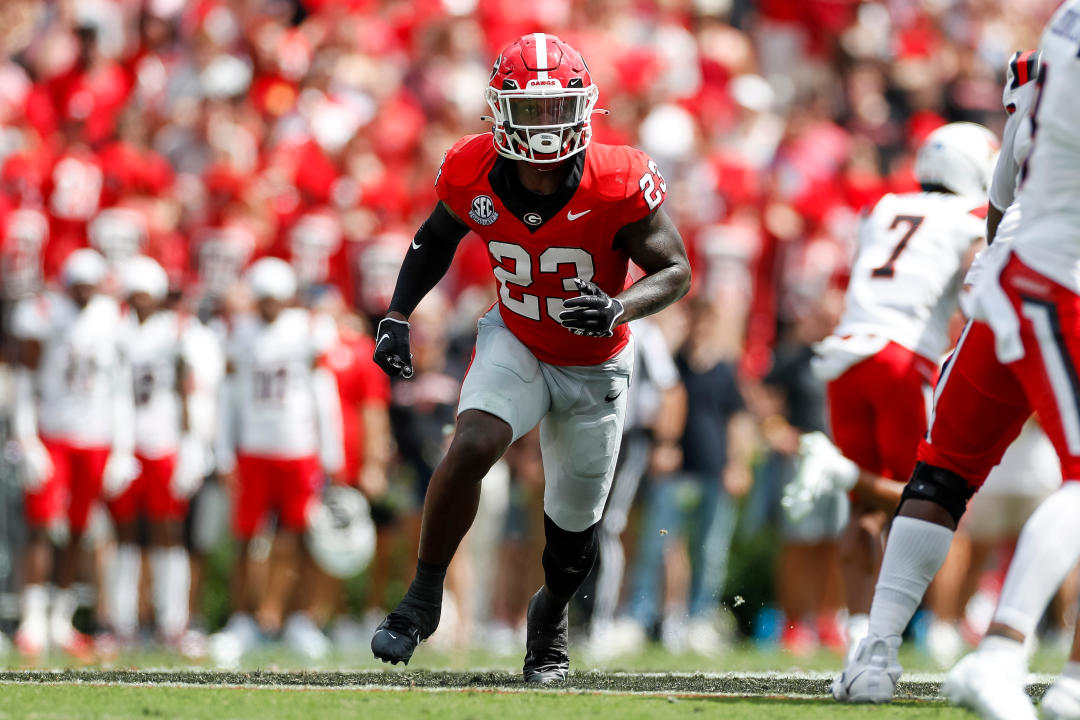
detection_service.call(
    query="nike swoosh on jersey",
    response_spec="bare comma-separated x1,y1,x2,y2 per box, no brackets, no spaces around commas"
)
411,238,422,250
567,209,592,221
604,389,622,402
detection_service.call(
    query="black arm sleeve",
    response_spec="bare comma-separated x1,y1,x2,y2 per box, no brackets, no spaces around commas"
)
387,202,470,317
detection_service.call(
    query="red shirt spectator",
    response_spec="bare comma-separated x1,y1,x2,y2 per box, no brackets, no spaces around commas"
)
325,325,391,486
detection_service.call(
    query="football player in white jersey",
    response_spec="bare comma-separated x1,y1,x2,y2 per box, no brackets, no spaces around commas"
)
834,5,1080,716
210,258,344,666
927,48,1062,672
104,256,206,646
782,122,996,660
11,248,138,660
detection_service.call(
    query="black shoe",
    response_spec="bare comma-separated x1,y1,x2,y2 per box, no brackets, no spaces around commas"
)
523,587,569,683
371,601,439,666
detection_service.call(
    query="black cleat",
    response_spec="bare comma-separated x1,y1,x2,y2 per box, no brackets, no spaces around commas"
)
371,602,438,666
523,587,569,683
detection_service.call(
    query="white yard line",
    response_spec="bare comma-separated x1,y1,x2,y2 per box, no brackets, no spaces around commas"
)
0,669,1060,701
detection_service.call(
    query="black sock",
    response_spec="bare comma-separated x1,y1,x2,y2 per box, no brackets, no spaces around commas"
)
404,559,447,608
534,586,568,622
541,515,599,601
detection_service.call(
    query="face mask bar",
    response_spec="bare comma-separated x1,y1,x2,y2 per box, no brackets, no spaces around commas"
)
484,85,600,163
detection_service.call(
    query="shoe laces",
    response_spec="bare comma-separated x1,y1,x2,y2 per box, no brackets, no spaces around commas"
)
383,606,432,641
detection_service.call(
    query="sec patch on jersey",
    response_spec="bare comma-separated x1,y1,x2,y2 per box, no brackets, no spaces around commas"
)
469,195,499,225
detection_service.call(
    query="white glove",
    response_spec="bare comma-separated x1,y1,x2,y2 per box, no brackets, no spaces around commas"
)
781,472,827,523
18,437,53,492
172,435,207,500
781,432,858,522
102,453,141,499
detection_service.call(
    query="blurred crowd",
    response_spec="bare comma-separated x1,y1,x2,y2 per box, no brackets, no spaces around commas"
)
0,0,1065,663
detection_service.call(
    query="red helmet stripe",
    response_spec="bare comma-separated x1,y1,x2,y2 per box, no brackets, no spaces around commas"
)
533,32,548,80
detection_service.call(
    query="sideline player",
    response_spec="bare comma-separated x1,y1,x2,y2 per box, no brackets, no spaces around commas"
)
785,122,996,660
11,248,138,659
369,33,691,682
210,258,344,666
106,256,206,645
834,14,1080,717
586,317,685,658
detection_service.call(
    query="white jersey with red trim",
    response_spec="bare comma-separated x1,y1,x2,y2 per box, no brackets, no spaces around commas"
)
831,192,983,362
1013,0,1080,294
123,310,190,458
12,292,123,447
227,309,337,458
181,320,224,453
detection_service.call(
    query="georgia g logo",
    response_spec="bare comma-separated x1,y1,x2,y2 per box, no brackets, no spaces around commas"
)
469,195,499,226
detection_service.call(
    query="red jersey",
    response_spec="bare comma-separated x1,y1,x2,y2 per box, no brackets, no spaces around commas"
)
435,133,666,366
326,329,390,483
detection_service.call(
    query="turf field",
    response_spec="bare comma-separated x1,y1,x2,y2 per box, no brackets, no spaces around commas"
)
0,642,1065,720
0,669,1054,719
0,682,989,720
0,681,1010,720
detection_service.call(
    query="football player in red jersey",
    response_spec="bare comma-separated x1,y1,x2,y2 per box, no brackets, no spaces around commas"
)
369,33,690,681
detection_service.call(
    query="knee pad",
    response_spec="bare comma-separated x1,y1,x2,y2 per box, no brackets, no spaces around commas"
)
541,514,599,599
899,462,976,525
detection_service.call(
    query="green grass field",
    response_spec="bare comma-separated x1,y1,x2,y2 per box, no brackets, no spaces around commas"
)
0,684,996,720
0,642,1064,718
1,641,1069,675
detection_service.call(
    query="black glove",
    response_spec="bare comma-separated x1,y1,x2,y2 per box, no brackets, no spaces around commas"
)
373,317,414,378
558,278,625,337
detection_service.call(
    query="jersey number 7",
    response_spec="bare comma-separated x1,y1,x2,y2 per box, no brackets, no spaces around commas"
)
872,214,924,279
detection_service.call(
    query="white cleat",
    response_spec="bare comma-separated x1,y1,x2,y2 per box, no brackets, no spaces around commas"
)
209,613,261,669
585,617,646,662
833,634,903,703
283,613,330,662
942,651,1036,720
685,615,729,658
844,614,870,666
926,618,965,669
1042,676,1080,720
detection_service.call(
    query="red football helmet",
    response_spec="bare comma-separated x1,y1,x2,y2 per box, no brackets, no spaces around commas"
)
485,33,600,164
